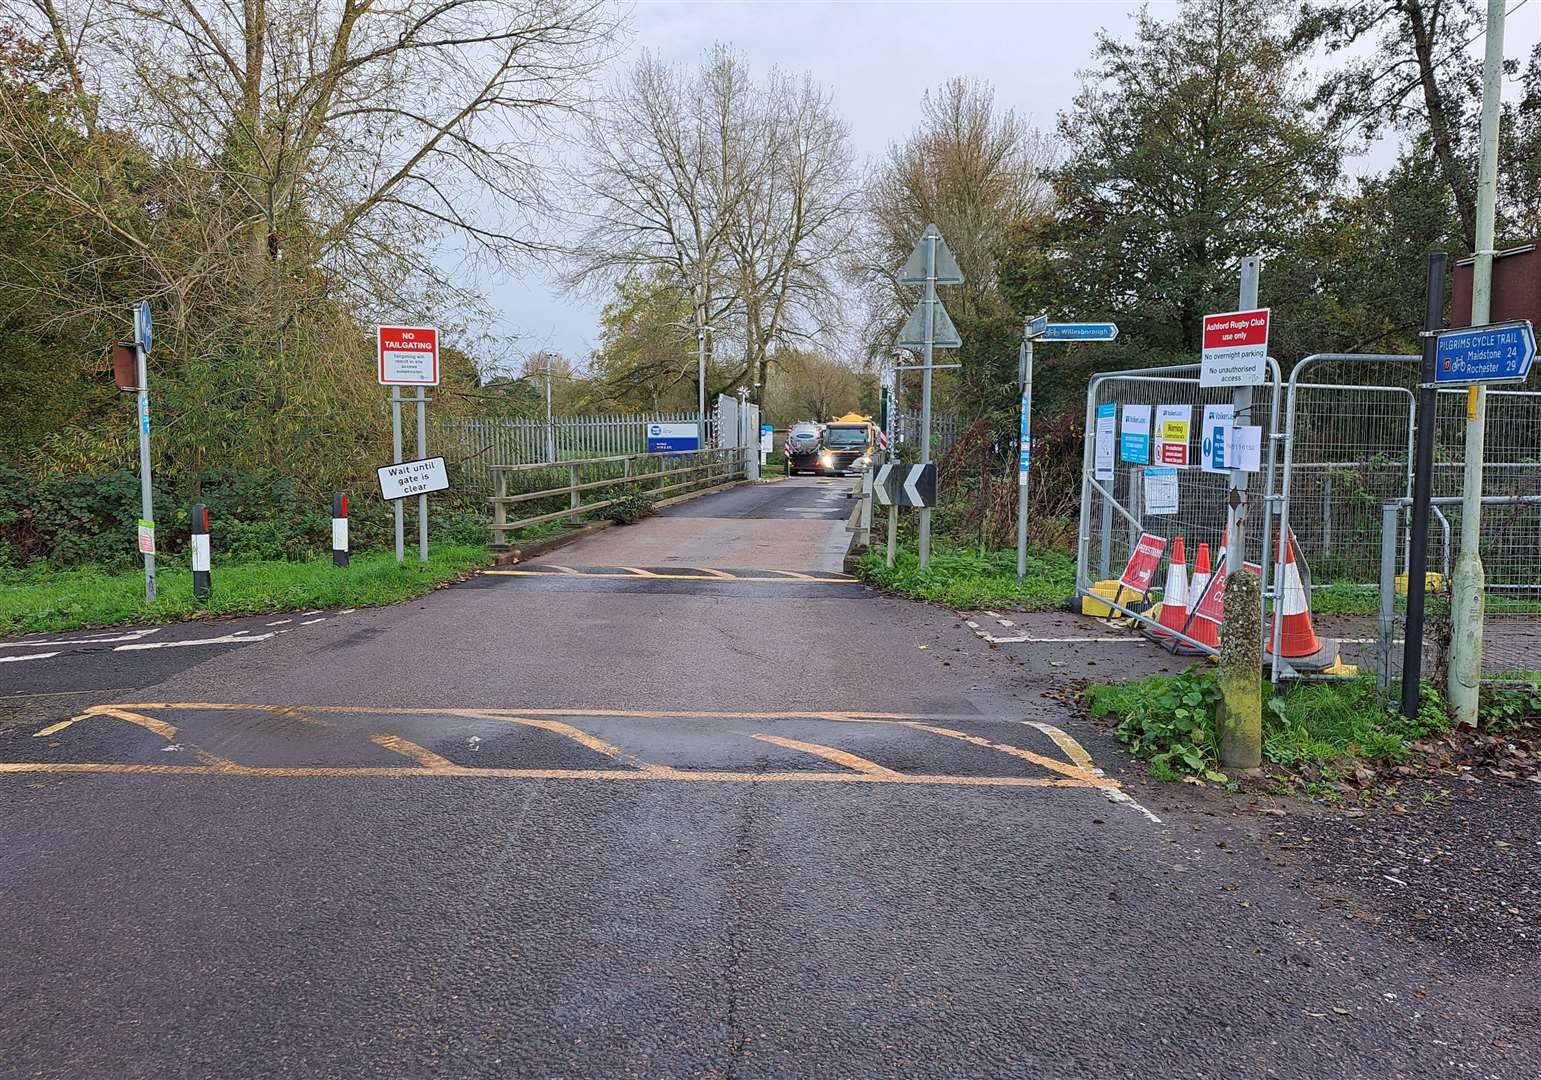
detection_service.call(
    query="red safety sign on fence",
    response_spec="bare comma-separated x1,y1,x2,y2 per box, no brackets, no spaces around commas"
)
1118,533,1168,594
1200,308,1270,388
1191,558,1262,626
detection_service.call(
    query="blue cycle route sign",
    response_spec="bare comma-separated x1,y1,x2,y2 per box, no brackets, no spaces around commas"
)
134,300,152,355
1432,321,1535,386
1039,323,1118,342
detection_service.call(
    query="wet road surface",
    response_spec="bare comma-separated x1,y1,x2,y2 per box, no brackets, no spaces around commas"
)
1,478,1536,1078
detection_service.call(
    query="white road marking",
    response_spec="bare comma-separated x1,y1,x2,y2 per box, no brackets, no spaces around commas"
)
338,609,357,615
266,619,293,626
0,651,61,663
0,627,161,649
114,632,276,651
299,618,326,626
5,688,133,698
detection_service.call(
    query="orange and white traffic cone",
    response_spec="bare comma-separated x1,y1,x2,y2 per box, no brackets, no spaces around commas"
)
1180,542,1220,653
1268,535,1334,667
1148,537,1189,645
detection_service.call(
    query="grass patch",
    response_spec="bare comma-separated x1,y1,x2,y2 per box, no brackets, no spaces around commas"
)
1086,667,1452,781
856,543,1077,611
0,545,489,634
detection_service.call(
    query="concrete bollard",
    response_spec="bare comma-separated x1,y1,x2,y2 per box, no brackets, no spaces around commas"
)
332,493,349,568
1217,566,1262,770
190,503,211,599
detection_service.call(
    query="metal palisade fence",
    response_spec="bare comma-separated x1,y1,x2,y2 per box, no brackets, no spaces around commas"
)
893,408,962,456
437,411,720,493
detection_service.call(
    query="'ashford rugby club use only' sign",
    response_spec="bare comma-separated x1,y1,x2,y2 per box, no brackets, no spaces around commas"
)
1200,308,1270,388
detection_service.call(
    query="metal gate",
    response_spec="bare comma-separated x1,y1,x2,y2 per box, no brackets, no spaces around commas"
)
1273,354,1541,684
1075,360,1284,652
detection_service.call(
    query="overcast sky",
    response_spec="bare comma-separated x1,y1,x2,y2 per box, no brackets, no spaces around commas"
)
481,0,1541,370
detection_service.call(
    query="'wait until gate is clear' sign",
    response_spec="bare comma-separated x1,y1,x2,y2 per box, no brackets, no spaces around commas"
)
377,457,450,501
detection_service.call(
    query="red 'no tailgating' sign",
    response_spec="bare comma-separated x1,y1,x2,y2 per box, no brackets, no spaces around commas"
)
377,325,440,386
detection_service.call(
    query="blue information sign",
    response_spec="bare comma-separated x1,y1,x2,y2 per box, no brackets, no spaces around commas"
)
1018,391,1031,476
647,422,700,453
1040,322,1118,342
1432,321,1535,385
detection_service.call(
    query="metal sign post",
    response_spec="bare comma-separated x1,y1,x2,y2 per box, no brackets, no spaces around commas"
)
896,224,963,570
919,232,937,566
1227,257,1262,583
133,301,156,601
391,387,405,562
416,387,428,563
1016,315,1115,580
1401,252,1448,719
378,325,440,565
1016,335,1034,579
1450,0,1509,726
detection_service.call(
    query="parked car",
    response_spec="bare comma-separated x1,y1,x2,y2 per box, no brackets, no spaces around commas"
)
784,422,825,475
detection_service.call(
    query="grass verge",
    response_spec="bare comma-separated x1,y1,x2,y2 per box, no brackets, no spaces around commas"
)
0,545,489,635
856,543,1077,611
1085,668,1453,782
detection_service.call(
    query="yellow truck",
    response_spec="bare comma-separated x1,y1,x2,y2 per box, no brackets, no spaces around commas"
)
818,413,879,475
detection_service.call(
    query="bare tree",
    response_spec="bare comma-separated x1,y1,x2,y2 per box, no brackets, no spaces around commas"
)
858,77,1054,352
4,0,616,343
567,45,857,405
726,68,859,402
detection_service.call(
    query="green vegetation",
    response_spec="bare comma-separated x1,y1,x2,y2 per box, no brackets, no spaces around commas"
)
1086,668,1452,782
856,544,1076,611
0,545,489,635
606,490,656,525
1090,667,1541,785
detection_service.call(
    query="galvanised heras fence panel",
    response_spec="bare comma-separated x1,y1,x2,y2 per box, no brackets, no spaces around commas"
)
1075,360,1284,657
1275,355,1541,684
1432,385,1541,680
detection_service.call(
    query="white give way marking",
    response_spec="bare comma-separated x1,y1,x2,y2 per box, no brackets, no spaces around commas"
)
113,631,276,651
0,627,162,649
0,652,62,663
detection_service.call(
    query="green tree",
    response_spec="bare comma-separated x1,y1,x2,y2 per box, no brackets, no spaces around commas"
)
587,274,706,412
1042,0,1340,354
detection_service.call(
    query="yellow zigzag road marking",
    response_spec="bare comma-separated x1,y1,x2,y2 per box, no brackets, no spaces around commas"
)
751,734,899,777
899,723,1104,787
372,734,456,772
20,702,1121,793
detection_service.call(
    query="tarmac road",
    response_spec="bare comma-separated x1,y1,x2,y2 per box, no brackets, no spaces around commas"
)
1,477,1536,1079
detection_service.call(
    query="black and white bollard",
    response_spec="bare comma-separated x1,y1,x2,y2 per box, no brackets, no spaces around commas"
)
332,493,349,568
190,502,211,599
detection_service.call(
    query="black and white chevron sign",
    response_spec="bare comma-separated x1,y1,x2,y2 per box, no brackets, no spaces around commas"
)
873,463,936,508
